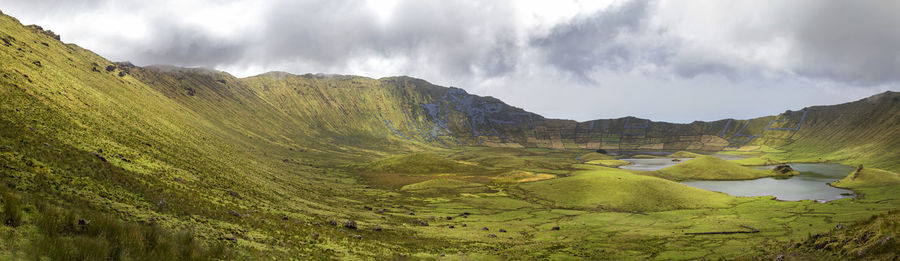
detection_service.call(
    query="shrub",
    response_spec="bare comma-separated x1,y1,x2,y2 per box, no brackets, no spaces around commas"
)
31,202,229,260
1,191,23,227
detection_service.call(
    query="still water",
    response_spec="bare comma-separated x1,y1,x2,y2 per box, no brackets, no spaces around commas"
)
681,163,856,202
617,153,856,201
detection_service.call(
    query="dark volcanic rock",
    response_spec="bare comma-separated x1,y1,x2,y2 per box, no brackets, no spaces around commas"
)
344,220,358,230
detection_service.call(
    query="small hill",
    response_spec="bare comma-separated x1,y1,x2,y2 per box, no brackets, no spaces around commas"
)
655,156,785,181
400,178,489,194
585,159,631,167
355,153,486,174
517,168,736,212
831,166,900,188
493,170,555,183
579,152,617,161
668,151,704,158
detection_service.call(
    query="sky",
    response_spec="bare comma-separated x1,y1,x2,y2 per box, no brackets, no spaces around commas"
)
1,0,898,122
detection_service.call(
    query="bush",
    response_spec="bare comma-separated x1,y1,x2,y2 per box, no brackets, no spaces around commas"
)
595,149,608,154
31,203,230,260
2,192,23,227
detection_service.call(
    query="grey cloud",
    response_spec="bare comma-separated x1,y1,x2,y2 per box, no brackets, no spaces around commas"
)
134,26,247,66
782,1,900,85
222,0,519,79
532,0,654,79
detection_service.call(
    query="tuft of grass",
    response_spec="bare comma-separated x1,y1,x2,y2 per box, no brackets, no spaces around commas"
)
1,191,23,227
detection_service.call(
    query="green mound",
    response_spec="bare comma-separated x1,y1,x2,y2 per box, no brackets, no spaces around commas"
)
631,154,661,159
831,167,900,188
580,152,617,161
356,153,486,174
471,147,543,156
656,156,781,181
730,156,782,166
400,178,489,194
451,148,576,172
493,170,556,183
518,168,736,212
585,159,631,167
668,151,704,158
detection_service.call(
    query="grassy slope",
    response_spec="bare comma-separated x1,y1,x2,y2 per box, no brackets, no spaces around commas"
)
518,167,736,212
655,155,781,181
763,210,900,260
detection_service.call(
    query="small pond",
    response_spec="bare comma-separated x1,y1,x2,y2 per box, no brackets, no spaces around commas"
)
682,163,857,202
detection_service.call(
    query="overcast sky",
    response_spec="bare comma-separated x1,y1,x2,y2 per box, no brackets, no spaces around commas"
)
2,0,898,122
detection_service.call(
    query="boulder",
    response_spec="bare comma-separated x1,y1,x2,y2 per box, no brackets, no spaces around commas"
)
344,220,358,230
